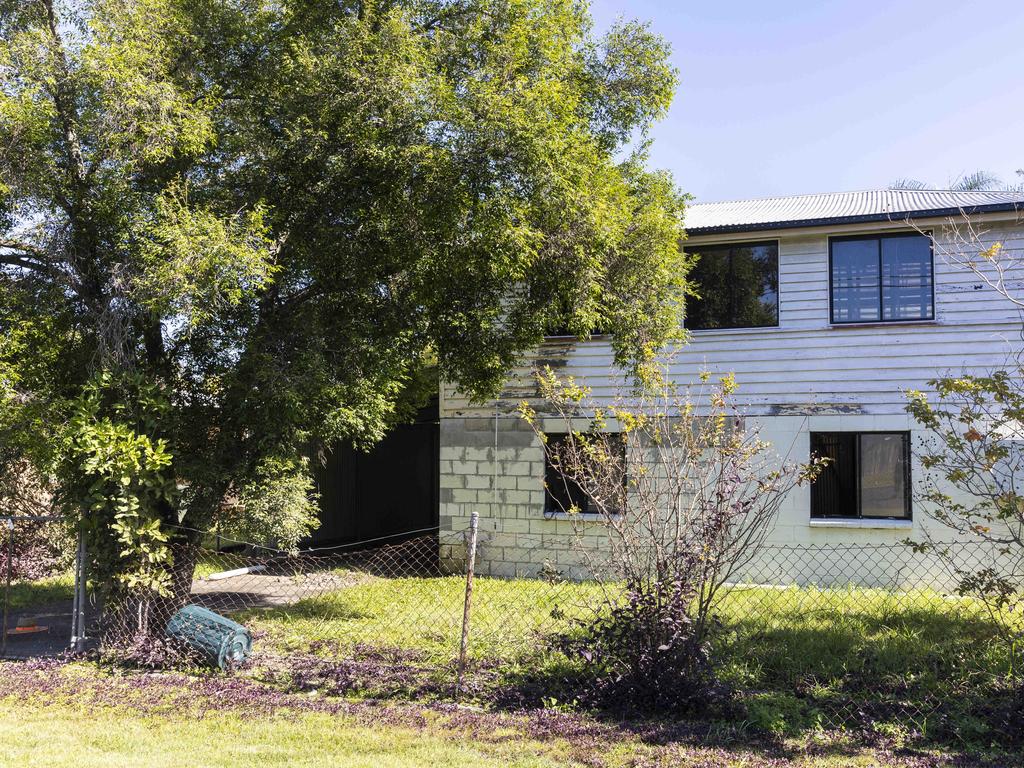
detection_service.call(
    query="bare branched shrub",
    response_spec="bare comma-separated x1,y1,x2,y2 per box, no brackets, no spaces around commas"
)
905,213,1024,673
927,213,1024,314
520,367,824,712
0,461,72,582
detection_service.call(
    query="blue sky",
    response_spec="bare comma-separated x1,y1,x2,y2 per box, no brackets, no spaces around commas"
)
588,1,1024,202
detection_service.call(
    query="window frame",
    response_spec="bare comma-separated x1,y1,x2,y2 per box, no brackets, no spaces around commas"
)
809,431,913,521
827,231,935,325
685,239,781,332
542,432,626,518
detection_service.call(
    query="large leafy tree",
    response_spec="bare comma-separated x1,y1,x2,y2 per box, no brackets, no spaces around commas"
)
0,0,686,621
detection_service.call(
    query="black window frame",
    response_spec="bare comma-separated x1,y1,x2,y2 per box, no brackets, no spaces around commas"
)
543,432,625,517
685,239,780,331
810,431,912,521
828,231,935,325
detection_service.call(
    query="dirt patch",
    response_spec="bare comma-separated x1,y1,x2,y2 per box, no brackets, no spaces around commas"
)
189,570,370,612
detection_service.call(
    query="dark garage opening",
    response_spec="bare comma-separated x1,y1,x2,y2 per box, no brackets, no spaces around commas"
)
309,399,439,547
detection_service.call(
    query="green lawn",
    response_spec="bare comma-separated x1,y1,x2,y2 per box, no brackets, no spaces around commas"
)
1,677,1016,768
5,572,75,612
0,701,573,768
219,573,1019,742
241,574,607,662
7,562,1018,747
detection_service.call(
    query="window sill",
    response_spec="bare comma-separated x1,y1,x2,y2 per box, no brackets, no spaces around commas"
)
827,320,938,330
543,511,619,521
809,518,912,530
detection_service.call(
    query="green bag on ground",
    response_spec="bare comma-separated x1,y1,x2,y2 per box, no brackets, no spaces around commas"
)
166,604,252,670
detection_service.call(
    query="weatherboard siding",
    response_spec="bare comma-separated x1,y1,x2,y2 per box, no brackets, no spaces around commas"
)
437,217,1024,581
442,221,1024,419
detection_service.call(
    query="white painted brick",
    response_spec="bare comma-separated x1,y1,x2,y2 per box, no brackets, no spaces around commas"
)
501,519,530,534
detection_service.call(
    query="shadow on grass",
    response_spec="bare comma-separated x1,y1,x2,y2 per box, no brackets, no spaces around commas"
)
185,576,1023,751
712,592,1019,744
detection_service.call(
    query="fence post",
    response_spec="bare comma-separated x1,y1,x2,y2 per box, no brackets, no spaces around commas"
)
456,511,480,697
70,533,87,654
1,519,13,658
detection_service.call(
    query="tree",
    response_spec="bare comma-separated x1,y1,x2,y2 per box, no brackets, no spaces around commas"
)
0,0,688,634
890,169,1024,192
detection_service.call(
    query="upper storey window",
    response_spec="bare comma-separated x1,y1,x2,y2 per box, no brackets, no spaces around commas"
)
829,233,934,324
686,241,779,330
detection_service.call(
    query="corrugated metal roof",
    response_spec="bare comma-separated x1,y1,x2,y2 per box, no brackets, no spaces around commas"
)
684,189,1024,235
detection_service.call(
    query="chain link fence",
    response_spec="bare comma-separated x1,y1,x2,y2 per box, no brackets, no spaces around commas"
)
0,515,78,659
3,514,1022,742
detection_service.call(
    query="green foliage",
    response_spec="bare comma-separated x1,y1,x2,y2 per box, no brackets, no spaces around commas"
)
62,372,178,598
0,0,687,580
219,457,321,552
905,370,1024,616
135,185,276,328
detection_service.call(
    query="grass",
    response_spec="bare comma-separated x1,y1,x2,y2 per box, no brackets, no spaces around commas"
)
0,700,574,768
713,585,1019,737
4,553,257,613
215,573,1019,743
4,572,74,612
2,664,1019,767
240,574,608,663
8,561,1016,748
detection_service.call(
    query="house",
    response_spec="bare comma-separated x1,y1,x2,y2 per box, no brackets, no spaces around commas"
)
438,189,1024,583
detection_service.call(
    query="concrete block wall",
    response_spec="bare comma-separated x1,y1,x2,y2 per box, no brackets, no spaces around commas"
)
439,415,611,578
439,411,990,588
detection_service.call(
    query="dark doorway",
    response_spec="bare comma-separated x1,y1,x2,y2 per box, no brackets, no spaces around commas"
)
310,399,439,547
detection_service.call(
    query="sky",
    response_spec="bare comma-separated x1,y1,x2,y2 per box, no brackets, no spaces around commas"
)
588,0,1024,203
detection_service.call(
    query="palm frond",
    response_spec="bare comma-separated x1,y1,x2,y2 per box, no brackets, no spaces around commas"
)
888,178,930,191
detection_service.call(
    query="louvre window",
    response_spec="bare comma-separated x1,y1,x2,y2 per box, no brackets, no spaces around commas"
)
810,432,911,520
686,241,779,330
830,233,934,323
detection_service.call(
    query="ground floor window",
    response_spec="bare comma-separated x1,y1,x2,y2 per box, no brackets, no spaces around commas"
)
543,433,624,516
810,432,911,520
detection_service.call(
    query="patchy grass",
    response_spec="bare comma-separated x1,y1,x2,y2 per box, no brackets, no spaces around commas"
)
1,661,1020,767
205,574,1020,745
714,586,1019,739
5,572,74,611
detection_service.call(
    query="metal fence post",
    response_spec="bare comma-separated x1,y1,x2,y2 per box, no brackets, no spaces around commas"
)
456,511,480,697
2,519,13,658
70,532,87,653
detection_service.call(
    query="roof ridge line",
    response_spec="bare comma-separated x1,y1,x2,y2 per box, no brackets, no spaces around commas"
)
688,188,1023,207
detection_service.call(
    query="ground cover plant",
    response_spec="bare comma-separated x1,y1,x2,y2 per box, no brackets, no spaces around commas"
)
1,659,1021,768
161,561,1021,747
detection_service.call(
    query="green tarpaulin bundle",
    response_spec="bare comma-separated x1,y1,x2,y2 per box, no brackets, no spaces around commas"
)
166,605,252,670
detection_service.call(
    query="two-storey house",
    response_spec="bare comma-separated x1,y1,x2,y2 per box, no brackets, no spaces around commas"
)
438,189,1024,581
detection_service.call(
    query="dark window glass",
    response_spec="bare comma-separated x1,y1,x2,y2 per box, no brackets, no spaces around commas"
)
543,433,624,515
810,433,858,518
831,239,880,322
810,432,911,520
882,236,933,321
687,241,779,330
830,234,933,323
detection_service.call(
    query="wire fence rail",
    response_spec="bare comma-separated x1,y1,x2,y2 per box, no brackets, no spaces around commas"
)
2,515,1022,743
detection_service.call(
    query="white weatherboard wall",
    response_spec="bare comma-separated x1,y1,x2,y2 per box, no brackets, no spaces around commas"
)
439,215,1024,583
